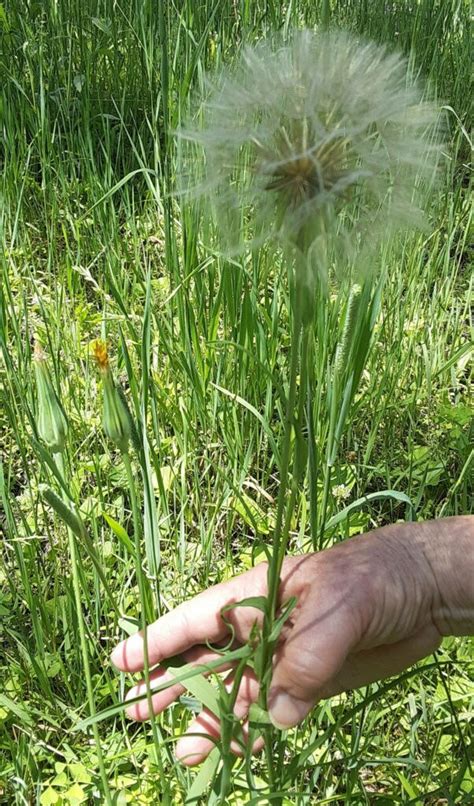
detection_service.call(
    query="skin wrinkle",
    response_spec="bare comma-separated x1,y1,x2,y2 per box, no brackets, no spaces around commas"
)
407,525,445,639
368,525,436,643
415,532,446,636
416,516,474,636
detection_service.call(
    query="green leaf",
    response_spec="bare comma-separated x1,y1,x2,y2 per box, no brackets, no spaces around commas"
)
0,693,34,726
165,663,220,715
0,4,10,31
268,596,297,643
74,645,253,731
221,596,267,617
40,486,86,540
230,492,271,534
69,762,92,784
118,616,140,636
102,512,134,554
396,771,419,798
248,703,272,726
185,747,220,804
325,489,414,531
40,787,59,806
64,782,87,804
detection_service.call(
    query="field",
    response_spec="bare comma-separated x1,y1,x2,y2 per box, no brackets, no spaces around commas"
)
0,0,472,803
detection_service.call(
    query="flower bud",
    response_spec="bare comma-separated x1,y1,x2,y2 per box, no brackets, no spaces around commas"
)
33,342,68,453
102,370,131,454
91,340,131,454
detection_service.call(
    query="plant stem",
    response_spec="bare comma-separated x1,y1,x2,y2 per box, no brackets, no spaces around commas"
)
306,331,319,550
55,452,112,804
257,273,304,799
218,656,247,801
265,283,303,632
318,465,332,549
122,451,169,792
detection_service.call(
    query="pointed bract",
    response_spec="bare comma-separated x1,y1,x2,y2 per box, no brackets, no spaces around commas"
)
33,342,68,453
91,340,131,454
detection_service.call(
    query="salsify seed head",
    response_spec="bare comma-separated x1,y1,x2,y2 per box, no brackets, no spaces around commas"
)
179,29,443,282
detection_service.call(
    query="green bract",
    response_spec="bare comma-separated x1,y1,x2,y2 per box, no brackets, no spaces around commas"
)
33,344,68,454
101,369,131,455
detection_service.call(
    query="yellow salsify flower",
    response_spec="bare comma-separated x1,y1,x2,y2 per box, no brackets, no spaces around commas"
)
90,338,109,373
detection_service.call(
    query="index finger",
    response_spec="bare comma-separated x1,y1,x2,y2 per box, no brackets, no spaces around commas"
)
111,562,268,673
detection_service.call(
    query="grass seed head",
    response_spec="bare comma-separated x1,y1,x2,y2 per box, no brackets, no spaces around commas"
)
180,29,443,282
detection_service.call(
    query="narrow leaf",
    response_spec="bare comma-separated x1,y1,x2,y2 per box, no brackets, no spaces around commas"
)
103,512,134,554
185,747,220,804
324,490,414,531
40,486,86,539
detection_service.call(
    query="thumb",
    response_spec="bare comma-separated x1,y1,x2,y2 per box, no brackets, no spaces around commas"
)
268,605,356,729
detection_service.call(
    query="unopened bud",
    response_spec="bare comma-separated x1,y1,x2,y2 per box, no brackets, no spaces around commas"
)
33,342,68,453
91,340,131,454
102,369,131,454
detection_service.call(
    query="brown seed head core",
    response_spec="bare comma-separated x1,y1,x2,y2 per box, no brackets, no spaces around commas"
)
259,119,351,211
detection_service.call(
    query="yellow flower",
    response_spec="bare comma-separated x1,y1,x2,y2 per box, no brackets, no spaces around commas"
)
90,339,109,373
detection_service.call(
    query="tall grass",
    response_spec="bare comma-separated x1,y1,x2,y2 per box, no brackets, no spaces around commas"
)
1,0,472,803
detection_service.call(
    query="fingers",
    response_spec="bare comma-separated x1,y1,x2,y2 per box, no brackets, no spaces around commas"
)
111,564,268,673
268,601,358,729
124,644,234,721
175,667,263,766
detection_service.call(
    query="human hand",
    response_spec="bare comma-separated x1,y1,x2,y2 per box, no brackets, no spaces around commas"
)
111,516,473,765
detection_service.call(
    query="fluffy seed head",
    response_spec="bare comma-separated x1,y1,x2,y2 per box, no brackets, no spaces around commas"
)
179,29,443,281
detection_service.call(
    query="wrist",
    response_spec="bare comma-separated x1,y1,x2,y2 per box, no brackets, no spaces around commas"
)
414,516,474,637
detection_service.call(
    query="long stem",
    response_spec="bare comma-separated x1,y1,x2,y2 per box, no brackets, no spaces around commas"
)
55,452,112,804
318,465,332,550
122,452,169,792
266,288,303,631
306,332,319,550
255,276,304,798
218,656,248,801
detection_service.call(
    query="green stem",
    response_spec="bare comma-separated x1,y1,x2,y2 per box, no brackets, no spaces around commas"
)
257,275,304,799
218,657,248,801
55,453,112,805
266,287,303,631
306,332,319,550
318,465,332,550
123,452,154,623
122,452,169,791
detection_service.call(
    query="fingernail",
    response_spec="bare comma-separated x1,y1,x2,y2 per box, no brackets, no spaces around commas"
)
268,689,307,730
175,738,205,767
110,643,123,668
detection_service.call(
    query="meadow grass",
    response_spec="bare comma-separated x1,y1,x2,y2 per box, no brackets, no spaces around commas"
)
0,0,472,803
